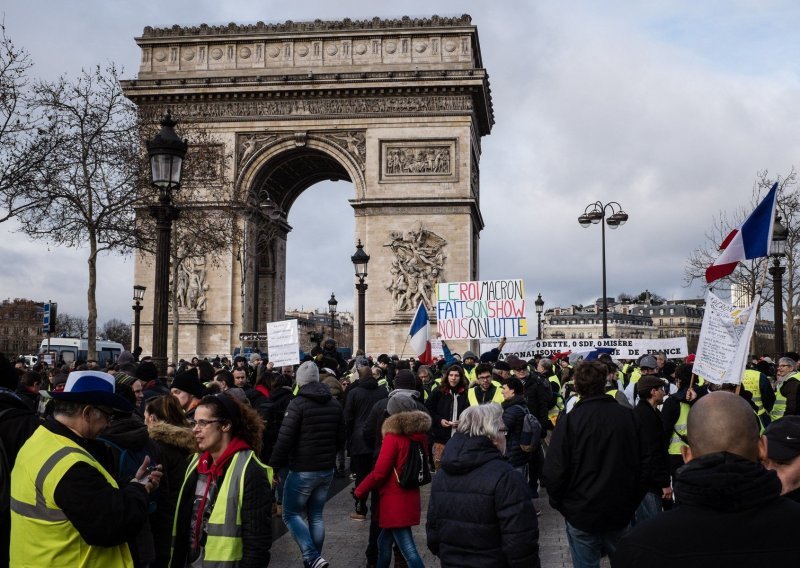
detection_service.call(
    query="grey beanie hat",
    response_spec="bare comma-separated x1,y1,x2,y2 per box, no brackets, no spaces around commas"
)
295,360,320,387
387,394,419,415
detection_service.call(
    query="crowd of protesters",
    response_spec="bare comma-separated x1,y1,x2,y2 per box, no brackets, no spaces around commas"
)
3,339,800,567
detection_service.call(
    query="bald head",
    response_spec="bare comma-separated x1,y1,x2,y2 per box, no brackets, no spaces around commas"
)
686,391,761,462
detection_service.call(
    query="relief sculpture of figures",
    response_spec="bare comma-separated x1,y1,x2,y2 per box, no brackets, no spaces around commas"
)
386,146,451,175
174,254,209,311
385,225,447,312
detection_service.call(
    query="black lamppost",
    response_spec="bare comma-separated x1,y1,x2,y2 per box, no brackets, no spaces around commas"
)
328,292,338,341
351,240,370,353
578,201,629,338
148,111,187,376
132,285,146,353
770,215,788,356
535,293,544,340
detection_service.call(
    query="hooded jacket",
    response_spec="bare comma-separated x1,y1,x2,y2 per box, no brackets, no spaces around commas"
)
345,375,389,457
501,395,529,468
147,422,196,568
426,432,540,568
363,390,428,462
615,452,800,567
268,381,346,472
354,410,431,528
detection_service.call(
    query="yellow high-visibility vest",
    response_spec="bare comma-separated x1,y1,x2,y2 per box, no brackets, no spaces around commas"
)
668,402,691,455
10,426,134,568
467,384,504,406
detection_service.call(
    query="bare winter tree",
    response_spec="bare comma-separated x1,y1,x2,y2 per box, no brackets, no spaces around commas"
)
102,318,131,348
10,64,145,360
685,170,799,348
0,22,58,222
55,313,89,339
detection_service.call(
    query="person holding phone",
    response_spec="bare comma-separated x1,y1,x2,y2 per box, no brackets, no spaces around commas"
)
425,365,469,470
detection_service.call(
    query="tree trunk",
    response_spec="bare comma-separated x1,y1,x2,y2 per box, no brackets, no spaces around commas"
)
87,235,98,361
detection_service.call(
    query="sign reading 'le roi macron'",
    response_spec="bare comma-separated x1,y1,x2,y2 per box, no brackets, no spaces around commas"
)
436,279,527,340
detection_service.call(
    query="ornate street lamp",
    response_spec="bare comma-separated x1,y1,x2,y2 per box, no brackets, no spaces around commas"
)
132,285,146,354
351,240,370,352
578,201,629,338
535,293,545,340
328,292,338,342
148,111,187,376
770,215,789,356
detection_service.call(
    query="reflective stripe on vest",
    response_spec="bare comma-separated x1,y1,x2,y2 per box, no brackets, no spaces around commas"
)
171,450,272,566
467,385,504,406
10,426,134,568
741,369,765,415
668,402,691,455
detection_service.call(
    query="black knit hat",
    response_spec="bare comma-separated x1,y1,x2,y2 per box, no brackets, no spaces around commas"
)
171,368,203,399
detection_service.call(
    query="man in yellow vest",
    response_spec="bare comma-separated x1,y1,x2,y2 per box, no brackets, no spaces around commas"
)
10,370,162,568
773,356,800,421
740,365,775,427
467,363,504,406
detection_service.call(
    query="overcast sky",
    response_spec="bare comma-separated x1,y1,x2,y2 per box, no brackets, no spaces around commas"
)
1,1,799,328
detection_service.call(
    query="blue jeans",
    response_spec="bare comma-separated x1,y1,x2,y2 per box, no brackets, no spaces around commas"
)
565,521,628,568
377,528,424,568
633,491,662,525
282,469,334,563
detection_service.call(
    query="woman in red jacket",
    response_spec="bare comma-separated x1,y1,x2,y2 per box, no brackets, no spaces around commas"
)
354,396,431,568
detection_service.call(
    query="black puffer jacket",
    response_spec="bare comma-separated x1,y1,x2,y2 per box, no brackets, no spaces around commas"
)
344,376,388,457
426,432,540,568
501,395,529,468
426,386,469,444
268,381,345,472
261,386,293,464
616,452,800,567
543,394,643,533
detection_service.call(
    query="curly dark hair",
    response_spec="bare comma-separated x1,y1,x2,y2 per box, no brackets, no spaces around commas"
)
199,394,264,454
573,361,607,397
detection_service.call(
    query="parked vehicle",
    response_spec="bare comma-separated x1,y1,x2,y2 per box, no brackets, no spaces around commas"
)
39,338,123,367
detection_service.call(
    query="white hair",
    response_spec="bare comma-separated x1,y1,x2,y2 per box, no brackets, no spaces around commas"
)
457,404,503,439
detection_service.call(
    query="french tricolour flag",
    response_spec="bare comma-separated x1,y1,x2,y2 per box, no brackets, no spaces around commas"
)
706,182,779,284
408,302,433,364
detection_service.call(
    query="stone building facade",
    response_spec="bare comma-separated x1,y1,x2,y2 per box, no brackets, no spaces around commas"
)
122,15,493,360
0,299,43,356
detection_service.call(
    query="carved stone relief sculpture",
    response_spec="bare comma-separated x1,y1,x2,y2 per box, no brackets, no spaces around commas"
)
385,225,447,312
174,255,210,312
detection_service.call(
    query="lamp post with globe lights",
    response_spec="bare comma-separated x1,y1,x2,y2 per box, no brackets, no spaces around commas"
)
351,240,370,352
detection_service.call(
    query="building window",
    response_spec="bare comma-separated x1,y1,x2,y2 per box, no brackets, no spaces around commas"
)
588,333,593,339
659,319,663,325
670,308,675,315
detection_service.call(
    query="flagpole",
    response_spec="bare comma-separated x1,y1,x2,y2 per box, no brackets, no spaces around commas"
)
399,335,410,360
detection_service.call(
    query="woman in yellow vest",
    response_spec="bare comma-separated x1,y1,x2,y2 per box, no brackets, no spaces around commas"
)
170,393,273,567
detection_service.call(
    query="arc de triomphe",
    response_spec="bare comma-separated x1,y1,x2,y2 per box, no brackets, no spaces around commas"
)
122,15,494,359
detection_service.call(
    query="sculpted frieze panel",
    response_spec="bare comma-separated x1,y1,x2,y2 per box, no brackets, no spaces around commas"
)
386,225,447,312
380,139,457,182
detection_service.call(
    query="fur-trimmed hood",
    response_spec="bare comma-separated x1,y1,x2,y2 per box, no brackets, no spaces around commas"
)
147,421,198,453
381,410,431,436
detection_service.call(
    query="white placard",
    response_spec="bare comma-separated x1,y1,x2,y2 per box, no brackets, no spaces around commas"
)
693,291,758,385
430,339,444,359
267,319,300,367
479,337,689,360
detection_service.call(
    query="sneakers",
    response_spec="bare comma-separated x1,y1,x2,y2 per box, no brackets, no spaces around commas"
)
309,557,329,568
349,511,367,521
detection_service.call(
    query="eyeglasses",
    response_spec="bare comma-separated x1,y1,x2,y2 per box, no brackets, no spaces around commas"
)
779,364,792,368
478,375,493,381
188,419,222,428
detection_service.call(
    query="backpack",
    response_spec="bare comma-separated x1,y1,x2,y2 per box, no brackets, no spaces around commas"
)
100,438,159,513
519,407,543,453
394,439,431,489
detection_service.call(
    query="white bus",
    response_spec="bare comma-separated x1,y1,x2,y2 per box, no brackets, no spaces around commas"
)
39,338,124,367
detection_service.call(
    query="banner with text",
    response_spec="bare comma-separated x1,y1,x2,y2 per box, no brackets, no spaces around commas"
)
478,337,689,360
693,290,758,385
436,279,527,339
267,319,300,367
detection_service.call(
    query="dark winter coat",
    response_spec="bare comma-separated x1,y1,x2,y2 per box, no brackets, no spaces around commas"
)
364,391,428,462
615,452,800,567
425,386,469,444
633,398,670,493
543,394,644,533
260,386,293,464
354,410,431,528
146,422,196,568
426,432,540,568
268,381,346,472
501,395,529,468
170,450,272,568
99,414,160,567
345,376,388,456
523,372,552,432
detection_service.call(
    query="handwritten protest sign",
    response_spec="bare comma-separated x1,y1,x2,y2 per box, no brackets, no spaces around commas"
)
436,279,527,339
694,290,758,385
267,319,300,367
479,337,689,360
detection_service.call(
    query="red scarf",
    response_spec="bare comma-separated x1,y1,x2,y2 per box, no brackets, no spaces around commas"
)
192,437,251,549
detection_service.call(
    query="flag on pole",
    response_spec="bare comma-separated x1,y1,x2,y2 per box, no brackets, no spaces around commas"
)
706,182,779,284
408,302,433,364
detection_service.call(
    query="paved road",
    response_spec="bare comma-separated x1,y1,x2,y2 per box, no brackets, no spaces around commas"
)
267,475,611,567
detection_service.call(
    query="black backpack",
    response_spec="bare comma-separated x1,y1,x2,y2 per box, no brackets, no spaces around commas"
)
394,439,431,489
519,407,543,453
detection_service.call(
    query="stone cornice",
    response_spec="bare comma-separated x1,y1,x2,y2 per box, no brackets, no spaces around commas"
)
139,15,473,38
350,197,484,231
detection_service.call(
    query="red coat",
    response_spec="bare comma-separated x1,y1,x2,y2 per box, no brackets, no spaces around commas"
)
354,410,431,528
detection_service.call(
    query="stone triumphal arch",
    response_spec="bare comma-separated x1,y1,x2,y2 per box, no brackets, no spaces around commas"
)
122,15,494,358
